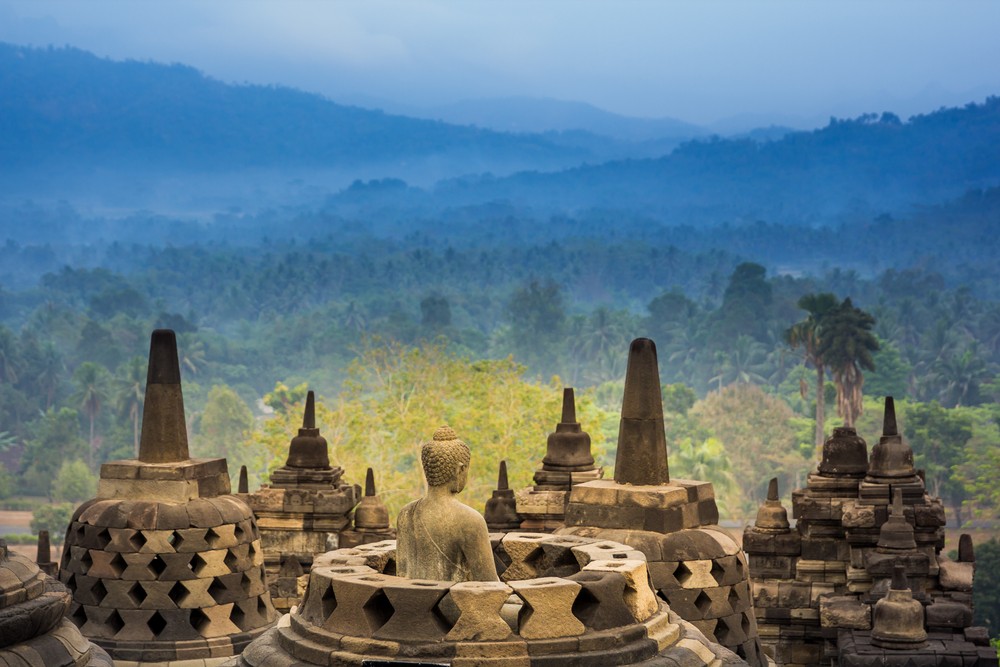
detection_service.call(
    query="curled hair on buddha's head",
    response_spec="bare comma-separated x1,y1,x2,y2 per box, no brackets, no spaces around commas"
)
421,425,471,487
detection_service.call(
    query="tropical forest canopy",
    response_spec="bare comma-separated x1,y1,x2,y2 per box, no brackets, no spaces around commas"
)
0,44,998,551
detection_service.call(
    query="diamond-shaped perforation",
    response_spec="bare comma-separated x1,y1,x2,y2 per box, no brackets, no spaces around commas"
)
96,528,111,549
247,542,257,559
107,609,125,634
205,527,220,548
64,573,76,590
129,530,148,551
80,550,93,575
230,601,246,628
321,581,337,619
169,531,184,551
168,581,188,606
734,556,745,578
225,549,239,572
673,561,693,585
127,582,148,607
109,552,126,576
714,616,733,643
234,523,246,542
363,589,394,630
75,523,86,541
190,607,209,634
710,560,726,585
92,578,108,604
189,553,207,576
149,554,167,578
147,610,168,636
728,587,741,612
208,577,227,604
69,603,87,628
741,611,751,635
240,572,252,595
257,596,270,617
694,590,712,615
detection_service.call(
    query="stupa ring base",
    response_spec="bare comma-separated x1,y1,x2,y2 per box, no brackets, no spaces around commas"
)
228,534,747,666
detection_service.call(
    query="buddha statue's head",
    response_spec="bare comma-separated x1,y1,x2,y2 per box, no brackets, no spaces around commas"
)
421,425,470,493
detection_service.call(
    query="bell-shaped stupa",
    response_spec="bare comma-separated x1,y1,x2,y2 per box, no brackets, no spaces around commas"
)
59,330,276,665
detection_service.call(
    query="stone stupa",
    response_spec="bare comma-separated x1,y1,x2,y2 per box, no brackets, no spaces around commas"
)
59,329,276,665
745,398,996,667
558,338,766,666
244,390,362,608
0,537,112,667
516,388,604,532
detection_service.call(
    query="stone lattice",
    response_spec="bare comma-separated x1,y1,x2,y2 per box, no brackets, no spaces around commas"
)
59,329,276,665
557,338,766,666
229,535,748,666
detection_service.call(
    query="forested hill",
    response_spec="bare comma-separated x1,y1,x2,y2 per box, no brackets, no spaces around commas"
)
426,99,1000,224
0,43,586,175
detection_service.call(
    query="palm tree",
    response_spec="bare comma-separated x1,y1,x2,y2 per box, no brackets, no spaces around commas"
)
178,334,206,376
36,343,64,409
710,335,768,388
72,362,110,469
115,356,145,456
816,298,879,427
785,293,839,447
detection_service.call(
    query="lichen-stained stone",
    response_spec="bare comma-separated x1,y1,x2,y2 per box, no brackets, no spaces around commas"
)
323,573,394,637
582,559,658,622
566,570,635,630
499,533,548,581
570,540,646,569
938,558,974,592
372,578,451,642
510,577,585,639
443,581,513,642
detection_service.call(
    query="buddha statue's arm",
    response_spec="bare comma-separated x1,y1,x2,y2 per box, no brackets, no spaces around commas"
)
462,510,500,582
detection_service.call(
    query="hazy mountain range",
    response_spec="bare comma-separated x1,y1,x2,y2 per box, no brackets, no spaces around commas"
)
1,42,998,227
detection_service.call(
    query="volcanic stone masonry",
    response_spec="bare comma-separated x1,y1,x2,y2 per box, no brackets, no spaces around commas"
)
516,387,604,532
58,330,276,666
0,537,112,667
558,338,767,667
744,397,997,667
242,391,364,609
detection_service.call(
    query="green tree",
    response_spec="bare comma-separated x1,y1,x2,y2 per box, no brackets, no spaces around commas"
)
903,401,972,525
420,295,452,330
974,538,1000,636
689,384,808,517
194,385,255,463
248,339,614,518
30,503,75,544
865,339,911,399
716,262,773,344
816,298,879,427
71,361,111,468
115,355,145,456
785,292,839,448
19,408,87,497
0,462,13,499
52,459,98,503
264,381,309,414
503,279,566,375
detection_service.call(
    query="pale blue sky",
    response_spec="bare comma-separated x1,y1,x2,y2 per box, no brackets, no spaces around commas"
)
1,0,998,126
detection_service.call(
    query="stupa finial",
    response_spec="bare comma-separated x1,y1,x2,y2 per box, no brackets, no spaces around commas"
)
613,338,669,485
138,329,189,463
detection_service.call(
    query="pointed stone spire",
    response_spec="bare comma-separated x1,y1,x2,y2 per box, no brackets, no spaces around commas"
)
753,478,790,532
614,338,669,486
868,397,916,479
542,388,595,471
958,534,975,563
138,329,189,463
285,391,330,469
354,467,390,531
485,460,520,530
238,465,249,494
36,530,51,565
876,489,916,552
871,563,927,649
